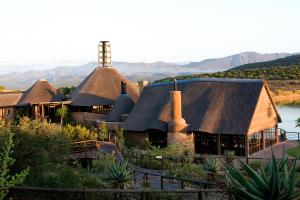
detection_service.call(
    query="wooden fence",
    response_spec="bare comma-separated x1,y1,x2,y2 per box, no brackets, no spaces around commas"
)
3,186,225,200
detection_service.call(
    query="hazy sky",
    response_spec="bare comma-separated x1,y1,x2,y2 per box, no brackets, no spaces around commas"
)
0,0,300,66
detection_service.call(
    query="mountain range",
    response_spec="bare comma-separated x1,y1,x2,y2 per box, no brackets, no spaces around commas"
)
0,52,292,90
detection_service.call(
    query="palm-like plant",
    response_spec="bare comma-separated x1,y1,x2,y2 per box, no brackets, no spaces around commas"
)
224,150,236,166
106,161,133,189
225,153,298,200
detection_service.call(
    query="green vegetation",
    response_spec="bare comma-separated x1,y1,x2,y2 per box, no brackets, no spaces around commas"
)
225,153,299,200
203,156,219,174
224,150,236,166
106,162,133,189
232,54,300,70
170,162,206,180
58,86,76,95
286,144,300,159
56,105,68,126
0,134,29,200
0,117,132,191
157,65,300,83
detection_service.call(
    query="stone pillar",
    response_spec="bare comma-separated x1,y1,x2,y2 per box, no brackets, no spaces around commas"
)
167,91,194,153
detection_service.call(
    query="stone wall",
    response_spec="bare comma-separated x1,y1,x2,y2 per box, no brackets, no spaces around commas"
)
167,132,194,153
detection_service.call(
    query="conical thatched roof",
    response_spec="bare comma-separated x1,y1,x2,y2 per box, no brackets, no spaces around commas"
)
124,78,281,135
71,67,139,106
106,94,135,122
17,79,66,106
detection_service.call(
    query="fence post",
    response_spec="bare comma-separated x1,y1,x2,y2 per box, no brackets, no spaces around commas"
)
298,133,299,141
161,176,164,189
140,154,143,167
198,191,203,200
140,191,146,200
161,157,164,170
133,170,136,184
181,179,184,189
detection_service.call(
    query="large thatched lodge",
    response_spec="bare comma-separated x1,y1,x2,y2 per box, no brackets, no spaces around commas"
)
0,41,282,157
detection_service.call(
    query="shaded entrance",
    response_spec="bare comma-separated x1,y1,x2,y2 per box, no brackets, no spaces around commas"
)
148,129,167,148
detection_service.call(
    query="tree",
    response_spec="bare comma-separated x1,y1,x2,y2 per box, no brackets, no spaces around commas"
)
296,117,300,129
56,105,68,126
0,134,29,200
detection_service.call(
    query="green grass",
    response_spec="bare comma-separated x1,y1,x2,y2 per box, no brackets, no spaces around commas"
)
287,144,300,159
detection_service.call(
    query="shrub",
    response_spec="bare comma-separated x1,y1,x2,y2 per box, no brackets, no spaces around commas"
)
0,134,29,200
171,162,206,180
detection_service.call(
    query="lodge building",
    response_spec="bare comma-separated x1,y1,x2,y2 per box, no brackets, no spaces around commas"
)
0,41,282,156
123,78,281,156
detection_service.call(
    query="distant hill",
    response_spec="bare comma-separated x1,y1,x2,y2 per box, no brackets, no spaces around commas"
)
183,52,291,72
230,54,300,70
0,52,292,89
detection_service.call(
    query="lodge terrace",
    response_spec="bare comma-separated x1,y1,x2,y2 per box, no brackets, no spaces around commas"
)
123,78,281,156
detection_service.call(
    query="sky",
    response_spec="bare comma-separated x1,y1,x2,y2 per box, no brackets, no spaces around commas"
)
0,0,300,67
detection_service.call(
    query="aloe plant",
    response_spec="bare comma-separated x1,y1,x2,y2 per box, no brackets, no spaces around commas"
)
106,161,133,189
225,153,299,200
203,156,219,174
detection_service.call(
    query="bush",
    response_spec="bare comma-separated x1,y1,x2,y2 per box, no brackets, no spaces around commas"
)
171,162,206,180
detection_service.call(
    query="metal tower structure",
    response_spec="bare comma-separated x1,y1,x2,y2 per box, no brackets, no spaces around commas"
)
98,41,112,67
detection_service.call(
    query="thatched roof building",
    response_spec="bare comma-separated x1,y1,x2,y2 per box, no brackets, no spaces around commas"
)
0,92,24,120
0,92,23,107
71,67,139,106
124,78,280,134
124,78,281,156
17,79,66,106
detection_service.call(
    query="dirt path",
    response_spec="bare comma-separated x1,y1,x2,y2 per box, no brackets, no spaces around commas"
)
249,141,299,159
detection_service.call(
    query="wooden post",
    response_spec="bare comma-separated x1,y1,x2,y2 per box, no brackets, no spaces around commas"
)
218,133,221,155
198,191,203,200
180,179,184,189
275,125,279,143
262,131,266,150
160,176,164,189
41,104,45,120
245,134,249,164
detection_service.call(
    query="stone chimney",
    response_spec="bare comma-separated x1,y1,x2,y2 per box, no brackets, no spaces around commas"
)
138,80,149,92
121,80,127,94
167,79,194,153
98,41,112,67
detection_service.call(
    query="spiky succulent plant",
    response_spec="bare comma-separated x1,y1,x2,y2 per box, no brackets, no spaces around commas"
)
106,161,133,189
203,156,219,174
225,153,299,200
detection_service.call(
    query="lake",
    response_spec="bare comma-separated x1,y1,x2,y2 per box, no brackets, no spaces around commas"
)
277,104,300,133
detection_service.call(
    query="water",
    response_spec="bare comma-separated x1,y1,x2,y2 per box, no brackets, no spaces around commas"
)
277,104,300,135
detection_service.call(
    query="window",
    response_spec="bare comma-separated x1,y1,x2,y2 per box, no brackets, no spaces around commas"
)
194,133,218,155
221,135,245,156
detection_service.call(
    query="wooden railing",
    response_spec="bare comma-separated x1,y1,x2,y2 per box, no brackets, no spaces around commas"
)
63,140,100,153
132,169,219,190
3,186,225,200
279,128,300,141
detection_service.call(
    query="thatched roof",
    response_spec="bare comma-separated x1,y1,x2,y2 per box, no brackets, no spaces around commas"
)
17,79,66,106
0,92,23,107
124,78,281,135
106,94,135,122
71,67,139,106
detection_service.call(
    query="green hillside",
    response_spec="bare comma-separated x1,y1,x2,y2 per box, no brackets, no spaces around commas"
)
231,54,300,70
156,65,300,83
